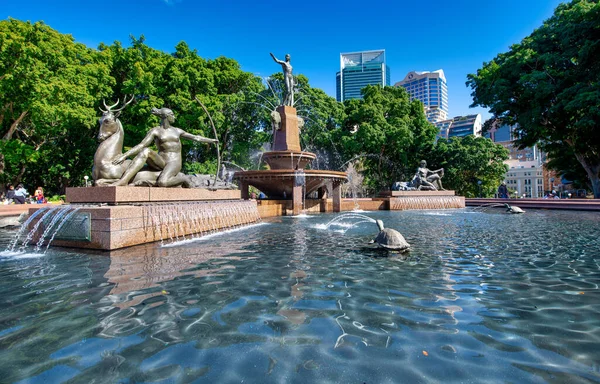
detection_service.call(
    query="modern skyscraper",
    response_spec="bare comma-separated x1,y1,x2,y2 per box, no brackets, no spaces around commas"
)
394,70,449,123
447,114,482,138
336,50,390,102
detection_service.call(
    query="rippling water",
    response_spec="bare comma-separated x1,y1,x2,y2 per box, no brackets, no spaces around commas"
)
0,209,599,383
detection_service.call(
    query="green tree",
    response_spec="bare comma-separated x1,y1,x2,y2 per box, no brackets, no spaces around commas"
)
429,136,509,197
291,75,345,169
341,85,438,190
467,0,600,197
100,38,265,175
0,18,114,192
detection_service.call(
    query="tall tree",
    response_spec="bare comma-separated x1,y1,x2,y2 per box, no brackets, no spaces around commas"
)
467,0,600,197
429,136,509,197
341,85,438,190
100,38,265,175
0,18,114,192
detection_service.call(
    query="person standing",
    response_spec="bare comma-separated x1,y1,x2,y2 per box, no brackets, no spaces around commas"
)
497,182,508,198
14,184,28,204
35,186,46,204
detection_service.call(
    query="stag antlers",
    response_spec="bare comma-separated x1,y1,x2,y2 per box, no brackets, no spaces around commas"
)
99,94,135,113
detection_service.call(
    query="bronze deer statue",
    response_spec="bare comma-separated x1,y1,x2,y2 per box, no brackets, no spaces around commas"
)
92,96,135,186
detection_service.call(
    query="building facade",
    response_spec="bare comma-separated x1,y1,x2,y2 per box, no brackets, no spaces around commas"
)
394,70,449,123
488,123,545,197
336,50,390,102
504,160,545,198
437,114,482,138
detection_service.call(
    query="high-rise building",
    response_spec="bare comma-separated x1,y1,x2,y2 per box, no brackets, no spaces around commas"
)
447,114,482,138
336,50,390,102
394,70,449,123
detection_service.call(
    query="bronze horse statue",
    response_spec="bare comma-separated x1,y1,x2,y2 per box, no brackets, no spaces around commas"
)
92,96,134,186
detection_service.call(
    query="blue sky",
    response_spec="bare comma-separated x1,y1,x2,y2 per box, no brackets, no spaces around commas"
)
3,0,563,120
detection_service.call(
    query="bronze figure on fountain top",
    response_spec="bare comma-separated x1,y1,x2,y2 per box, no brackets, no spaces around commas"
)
112,107,218,187
270,52,294,106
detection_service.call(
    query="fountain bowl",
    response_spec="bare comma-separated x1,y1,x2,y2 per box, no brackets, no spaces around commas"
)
262,150,317,170
233,169,347,199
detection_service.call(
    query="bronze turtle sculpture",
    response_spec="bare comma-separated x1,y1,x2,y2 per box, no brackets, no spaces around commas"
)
369,219,410,252
504,203,525,214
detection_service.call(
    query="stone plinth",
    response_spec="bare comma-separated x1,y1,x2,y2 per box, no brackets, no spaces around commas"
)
273,105,301,152
28,199,260,250
466,198,600,211
66,186,240,204
380,190,457,197
376,190,464,210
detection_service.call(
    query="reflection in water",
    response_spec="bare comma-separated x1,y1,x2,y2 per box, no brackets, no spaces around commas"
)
0,210,599,383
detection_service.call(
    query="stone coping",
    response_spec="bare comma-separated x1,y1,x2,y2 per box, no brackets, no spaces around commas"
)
261,150,317,157
466,198,600,211
380,190,456,197
66,186,240,204
233,169,348,180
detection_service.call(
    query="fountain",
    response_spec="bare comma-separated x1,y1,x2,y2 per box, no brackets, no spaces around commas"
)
19,97,261,250
2,209,599,383
233,105,347,215
233,54,347,215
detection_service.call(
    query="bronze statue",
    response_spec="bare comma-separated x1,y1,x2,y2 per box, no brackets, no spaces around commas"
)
270,52,294,106
112,107,218,187
92,96,135,186
415,160,445,191
391,160,445,191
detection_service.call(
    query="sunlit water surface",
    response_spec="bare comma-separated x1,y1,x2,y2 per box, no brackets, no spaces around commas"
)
1,209,599,383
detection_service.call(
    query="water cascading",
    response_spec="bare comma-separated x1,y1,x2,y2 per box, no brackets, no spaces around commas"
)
4,205,84,254
317,213,377,233
294,170,306,214
143,200,260,245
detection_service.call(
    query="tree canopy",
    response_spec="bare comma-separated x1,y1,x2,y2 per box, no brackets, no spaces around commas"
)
428,136,509,197
1,18,512,198
0,18,114,193
340,85,438,190
467,0,600,197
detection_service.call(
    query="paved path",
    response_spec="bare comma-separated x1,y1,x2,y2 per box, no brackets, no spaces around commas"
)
0,203,59,217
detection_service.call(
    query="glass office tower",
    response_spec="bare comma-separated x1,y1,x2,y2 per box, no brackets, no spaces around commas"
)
394,70,449,123
336,50,390,102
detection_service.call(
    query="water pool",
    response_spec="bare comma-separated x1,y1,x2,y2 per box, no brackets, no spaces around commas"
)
1,208,599,383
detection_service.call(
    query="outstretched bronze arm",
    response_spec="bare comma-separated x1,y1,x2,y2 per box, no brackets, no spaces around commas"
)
180,130,218,144
270,52,284,65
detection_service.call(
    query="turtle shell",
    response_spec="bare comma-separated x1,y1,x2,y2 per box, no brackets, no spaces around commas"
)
509,206,525,213
374,228,410,251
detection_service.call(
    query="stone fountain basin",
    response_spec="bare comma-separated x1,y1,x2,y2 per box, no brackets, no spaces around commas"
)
233,169,347,199
262,151,317,170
